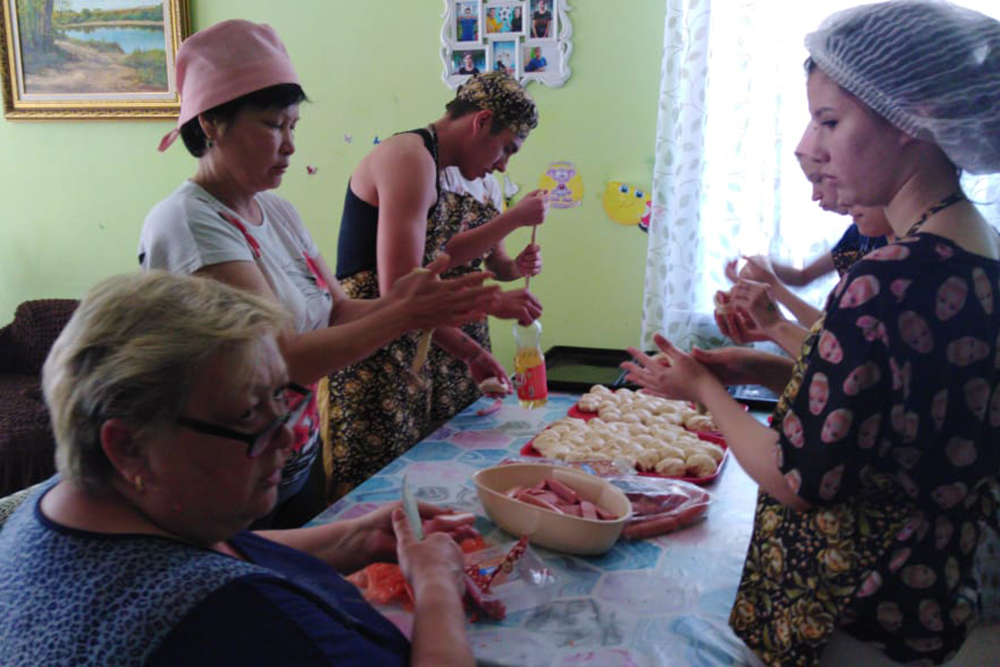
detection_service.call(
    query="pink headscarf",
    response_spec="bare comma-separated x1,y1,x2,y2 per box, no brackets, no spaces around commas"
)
158,20,300,152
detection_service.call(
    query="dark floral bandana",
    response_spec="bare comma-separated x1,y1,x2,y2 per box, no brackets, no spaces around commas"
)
454,71,538,139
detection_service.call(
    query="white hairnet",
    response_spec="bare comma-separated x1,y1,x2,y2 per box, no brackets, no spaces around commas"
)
805,0,1000,174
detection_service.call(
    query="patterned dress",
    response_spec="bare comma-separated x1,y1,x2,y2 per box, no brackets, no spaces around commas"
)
830,224,888,278
428,188,499,424
731,234,1000,666
324,179,497,501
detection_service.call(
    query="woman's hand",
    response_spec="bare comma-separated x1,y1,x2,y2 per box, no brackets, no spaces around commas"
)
465,348,511,389
513,244,542,278
508,189,549,229
392,508,466,599
725,255,780,286
731,279,786,334
490,288,542,325
692,346,794,395
622,334,717,404
738,255,779,286
394,508,475,666
389,253,499,330
345,501,479,568
714,290,768,344
689,346,768,386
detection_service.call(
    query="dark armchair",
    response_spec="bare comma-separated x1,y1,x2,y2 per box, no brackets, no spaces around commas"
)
0,299,78,496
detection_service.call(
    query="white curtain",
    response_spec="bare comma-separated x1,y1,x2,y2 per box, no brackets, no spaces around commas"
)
642,0,1000,350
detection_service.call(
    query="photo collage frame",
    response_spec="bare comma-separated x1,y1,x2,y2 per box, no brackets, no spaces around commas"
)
440,0,572,89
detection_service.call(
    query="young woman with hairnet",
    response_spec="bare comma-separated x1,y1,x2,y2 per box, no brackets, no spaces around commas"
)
624,2,1000,664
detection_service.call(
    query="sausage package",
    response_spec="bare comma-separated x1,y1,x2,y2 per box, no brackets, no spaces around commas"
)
462,537,557,622
348,535,556,622
606,476,712,539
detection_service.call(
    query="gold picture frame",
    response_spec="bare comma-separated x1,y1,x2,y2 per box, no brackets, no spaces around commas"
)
0,0,189,120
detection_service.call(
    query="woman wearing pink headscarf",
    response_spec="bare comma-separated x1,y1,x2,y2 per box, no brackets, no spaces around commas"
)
140,20,497,528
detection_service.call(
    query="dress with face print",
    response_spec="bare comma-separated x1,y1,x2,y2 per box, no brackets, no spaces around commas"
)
731,233,1000,667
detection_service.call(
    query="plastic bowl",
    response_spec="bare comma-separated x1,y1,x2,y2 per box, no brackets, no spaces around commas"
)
472,463,633,556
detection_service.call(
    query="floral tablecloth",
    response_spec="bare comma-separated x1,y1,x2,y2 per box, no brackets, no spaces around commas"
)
312,393,766,666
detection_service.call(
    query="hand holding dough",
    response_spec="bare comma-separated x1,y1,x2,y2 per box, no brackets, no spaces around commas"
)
478,376,511,396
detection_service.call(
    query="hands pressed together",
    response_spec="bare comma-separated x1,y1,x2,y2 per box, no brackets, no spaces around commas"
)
622,332,787,401
716,255,787,344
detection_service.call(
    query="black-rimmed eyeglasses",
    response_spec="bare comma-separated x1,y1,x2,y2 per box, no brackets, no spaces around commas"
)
176,383,313,458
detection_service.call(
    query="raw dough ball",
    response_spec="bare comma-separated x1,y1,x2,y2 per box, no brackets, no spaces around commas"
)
654,457,686,476
478,376,510,395
685,454,717,478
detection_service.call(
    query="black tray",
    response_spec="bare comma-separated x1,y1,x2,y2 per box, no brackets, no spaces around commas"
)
728,384,780,410
544,346,631,393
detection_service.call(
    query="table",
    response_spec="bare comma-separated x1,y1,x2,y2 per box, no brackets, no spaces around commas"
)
312,393,766,667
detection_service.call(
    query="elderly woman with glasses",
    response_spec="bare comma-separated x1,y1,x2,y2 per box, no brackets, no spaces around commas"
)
0,271,476,666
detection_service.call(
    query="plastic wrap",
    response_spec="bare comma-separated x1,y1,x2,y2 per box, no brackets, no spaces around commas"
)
607,476,712,540
347,536,556,622
463,536,556,621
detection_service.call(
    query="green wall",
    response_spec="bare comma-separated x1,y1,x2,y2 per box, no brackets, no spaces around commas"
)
0,0,665,373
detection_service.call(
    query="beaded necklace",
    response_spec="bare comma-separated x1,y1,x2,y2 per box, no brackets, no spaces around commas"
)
903,192,965,238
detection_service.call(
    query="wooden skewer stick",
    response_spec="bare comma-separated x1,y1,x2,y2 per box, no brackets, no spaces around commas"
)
524,226,538,291
410,268,435,375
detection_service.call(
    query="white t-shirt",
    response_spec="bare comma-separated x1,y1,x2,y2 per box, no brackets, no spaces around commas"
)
139,181,333,335
138,181,331,501
439,167,504,211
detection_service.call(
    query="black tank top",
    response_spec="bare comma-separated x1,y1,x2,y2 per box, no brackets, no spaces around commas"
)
335,128,440,280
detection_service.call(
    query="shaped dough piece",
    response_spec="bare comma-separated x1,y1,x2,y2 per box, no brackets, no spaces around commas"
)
654,457,686,476
685,454,717,478
685,414,717,432
697,442,725,463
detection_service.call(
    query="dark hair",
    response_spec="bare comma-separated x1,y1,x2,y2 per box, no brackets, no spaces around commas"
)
445,99,507,135
180,83,307,157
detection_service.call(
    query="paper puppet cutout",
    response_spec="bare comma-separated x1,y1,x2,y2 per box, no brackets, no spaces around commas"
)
602,181,650,225
539,161,583,209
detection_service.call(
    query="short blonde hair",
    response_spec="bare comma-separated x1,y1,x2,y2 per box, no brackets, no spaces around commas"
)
43,271,289,492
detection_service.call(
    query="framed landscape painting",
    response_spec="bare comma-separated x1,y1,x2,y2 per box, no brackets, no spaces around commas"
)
0,0,189,119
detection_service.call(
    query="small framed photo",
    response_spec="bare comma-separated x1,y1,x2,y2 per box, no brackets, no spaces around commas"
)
484,1,525,38
489,39,519,76
450,48,486,77
453,1,482,45
528,0,556,41
522,42,556,74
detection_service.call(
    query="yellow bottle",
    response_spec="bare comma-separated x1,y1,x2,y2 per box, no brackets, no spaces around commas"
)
513,320,548,409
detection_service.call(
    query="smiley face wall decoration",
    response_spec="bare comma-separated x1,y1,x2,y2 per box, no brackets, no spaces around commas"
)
603,181,651,228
